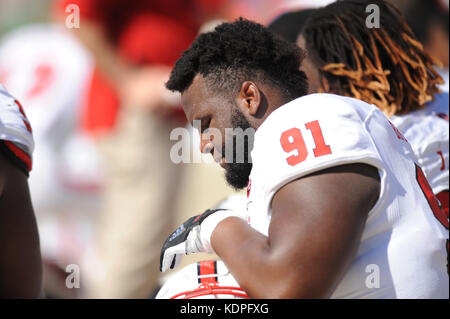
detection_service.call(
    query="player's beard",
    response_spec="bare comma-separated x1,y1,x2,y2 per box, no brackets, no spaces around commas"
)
223,107,254,190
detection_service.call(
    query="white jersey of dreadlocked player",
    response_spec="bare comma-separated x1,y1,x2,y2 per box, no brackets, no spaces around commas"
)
390,92,449,195
246,93,449,299
0,84,34,170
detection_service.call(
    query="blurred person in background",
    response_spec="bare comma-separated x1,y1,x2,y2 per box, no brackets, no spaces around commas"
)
54,0,237,298
0,21,97,298
404,0,449,92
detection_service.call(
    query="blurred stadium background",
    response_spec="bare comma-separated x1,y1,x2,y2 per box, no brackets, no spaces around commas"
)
0,0,447,299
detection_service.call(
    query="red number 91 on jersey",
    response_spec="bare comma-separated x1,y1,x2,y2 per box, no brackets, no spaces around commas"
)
280,120,332,166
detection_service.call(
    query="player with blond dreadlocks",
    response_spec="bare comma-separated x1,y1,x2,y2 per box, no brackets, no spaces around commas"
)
296,0,449,216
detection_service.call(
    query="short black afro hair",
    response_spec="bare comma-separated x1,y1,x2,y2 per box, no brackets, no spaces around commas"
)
166,18,308,100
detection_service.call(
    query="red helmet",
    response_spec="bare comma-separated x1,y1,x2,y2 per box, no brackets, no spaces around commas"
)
156,260,249,299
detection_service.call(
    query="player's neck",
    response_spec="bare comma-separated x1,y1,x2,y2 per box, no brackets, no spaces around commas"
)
247,84,295,130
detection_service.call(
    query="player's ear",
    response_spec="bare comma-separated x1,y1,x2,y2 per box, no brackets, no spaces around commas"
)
238,81,260,116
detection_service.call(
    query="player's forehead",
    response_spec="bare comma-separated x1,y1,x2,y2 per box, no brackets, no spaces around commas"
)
181,74,213,122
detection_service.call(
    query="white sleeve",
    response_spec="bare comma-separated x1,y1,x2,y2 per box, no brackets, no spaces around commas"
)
251,95,384,207
414,123,449,194
390,106,449,195
0,84,34,172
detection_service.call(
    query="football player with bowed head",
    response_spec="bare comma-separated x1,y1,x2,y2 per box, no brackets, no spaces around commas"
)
160,19,449,298
0,84,42,297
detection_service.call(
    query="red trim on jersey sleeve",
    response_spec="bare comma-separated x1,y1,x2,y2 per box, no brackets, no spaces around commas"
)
4,141,32,172
14,100,32,133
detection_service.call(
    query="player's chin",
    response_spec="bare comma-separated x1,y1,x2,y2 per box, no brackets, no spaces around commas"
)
224,162,253,190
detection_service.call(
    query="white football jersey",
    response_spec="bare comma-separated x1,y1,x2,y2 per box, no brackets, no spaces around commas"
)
0,83,34,172
390,92,449,195
247,93,449,299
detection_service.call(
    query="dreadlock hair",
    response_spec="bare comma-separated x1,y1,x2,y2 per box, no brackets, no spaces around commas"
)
302,0,444,116
166,18,308,101
268,9,315,43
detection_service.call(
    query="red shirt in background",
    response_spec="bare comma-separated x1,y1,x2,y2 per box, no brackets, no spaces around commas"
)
56,0,225,135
